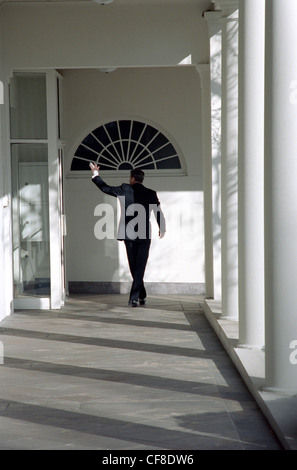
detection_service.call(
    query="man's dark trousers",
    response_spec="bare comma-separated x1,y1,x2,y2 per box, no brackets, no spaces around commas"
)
124,239,151,302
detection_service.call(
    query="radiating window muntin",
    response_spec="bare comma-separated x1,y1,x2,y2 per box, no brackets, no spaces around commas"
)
71,120,183,173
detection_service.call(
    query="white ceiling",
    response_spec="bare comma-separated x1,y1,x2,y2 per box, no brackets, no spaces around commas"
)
1,0,213,6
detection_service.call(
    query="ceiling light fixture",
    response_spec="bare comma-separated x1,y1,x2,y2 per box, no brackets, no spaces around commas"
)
92,0,114,4
97,67,117,73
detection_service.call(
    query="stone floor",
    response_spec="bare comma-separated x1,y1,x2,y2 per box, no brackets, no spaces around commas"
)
0,294,282,450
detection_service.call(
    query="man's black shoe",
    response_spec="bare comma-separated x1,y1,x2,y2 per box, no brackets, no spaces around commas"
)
128,300,138,307
139,298,146,306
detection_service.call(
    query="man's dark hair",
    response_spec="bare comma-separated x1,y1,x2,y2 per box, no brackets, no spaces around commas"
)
131,168,145,183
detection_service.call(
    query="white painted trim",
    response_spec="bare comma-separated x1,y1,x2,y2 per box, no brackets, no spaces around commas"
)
66,115,187,178
13,297,50,310
1,74,14,318
46,70,63,310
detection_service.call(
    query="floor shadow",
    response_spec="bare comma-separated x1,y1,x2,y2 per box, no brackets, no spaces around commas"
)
0,294,283,450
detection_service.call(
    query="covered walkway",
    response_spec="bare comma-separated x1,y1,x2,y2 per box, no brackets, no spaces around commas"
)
0,294,281,450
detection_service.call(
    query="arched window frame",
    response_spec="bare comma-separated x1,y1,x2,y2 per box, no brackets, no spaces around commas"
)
67,118,187,178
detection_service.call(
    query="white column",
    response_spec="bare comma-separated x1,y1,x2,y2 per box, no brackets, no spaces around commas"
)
204,11,222,301
220,12,239,319
264,0,297,393
0,73,13,320
0,84,7,321
196,64,214,298
237,0,265,348
46,70,63,310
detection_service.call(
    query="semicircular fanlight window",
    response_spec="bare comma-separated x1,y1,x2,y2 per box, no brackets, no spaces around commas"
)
71,120,182,171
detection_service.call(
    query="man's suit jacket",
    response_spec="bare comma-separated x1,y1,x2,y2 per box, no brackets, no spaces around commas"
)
92,175,166,240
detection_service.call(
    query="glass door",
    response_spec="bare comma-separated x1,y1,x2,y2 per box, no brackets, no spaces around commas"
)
11,144,50,302
10,71,65,309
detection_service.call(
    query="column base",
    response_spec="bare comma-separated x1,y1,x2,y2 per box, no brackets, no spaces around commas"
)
260,386,297,398
237,343,265,351
220,315,239,321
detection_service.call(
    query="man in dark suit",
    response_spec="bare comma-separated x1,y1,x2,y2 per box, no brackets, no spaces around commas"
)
90,163,166,307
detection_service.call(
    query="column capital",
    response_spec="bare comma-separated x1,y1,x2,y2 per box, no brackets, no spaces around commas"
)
219,14,238,24
203,10,223,37
214,0,239,13
203,10,223,24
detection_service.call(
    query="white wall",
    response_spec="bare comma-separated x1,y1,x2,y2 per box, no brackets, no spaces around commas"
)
0,2,209,294
64,67,205,288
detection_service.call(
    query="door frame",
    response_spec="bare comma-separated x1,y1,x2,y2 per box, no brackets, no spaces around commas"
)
11,69,65,310
47,69,65,309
